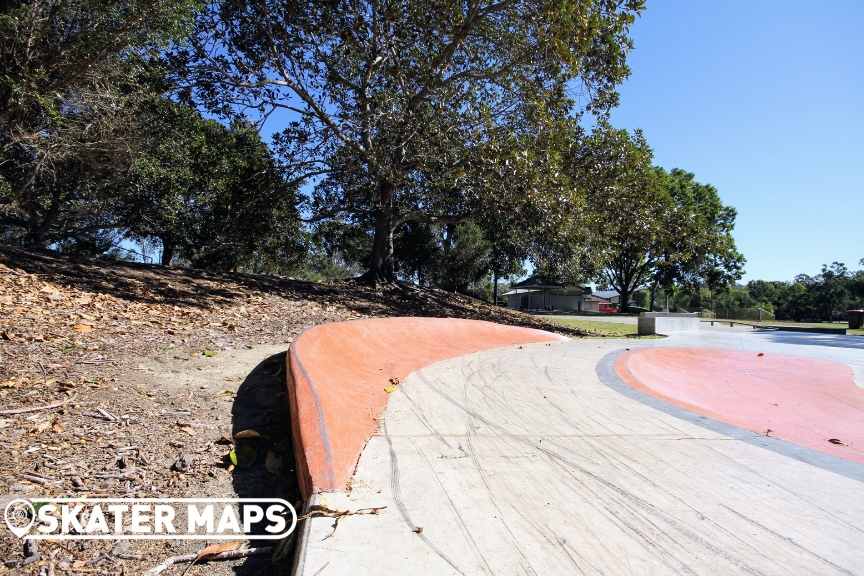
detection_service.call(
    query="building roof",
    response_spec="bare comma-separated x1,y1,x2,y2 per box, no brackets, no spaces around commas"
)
502,289,542,296
583,294,612,302
593,290,620,299
510,275,565,289
510,276,592,293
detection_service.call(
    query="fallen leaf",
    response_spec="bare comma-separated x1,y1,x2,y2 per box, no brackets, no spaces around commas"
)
829,438,846,445
183,540,242,575
180,426,197,436
194,540,241,562
203,349,217,357
72,324,92,333
757,352,765,357
265,451,284,474
215,390,236,398
229,446,257,468
384,386,398,393
233,429,268,440
226,377,242,382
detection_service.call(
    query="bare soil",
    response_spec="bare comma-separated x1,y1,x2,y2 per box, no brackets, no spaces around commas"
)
0,246,589,575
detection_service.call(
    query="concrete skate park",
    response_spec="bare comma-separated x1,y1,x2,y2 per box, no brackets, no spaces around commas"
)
285,317,864,575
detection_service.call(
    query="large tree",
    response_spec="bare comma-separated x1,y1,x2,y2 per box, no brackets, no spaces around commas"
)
176,0,644,284
118,99,304,271
573,125,744,311
0,0,200,244
657,168,745,302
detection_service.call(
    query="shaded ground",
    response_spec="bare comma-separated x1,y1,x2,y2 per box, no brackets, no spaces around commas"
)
0,246,591,575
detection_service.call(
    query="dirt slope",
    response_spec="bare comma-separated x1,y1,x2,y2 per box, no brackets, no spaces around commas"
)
0,247,587,574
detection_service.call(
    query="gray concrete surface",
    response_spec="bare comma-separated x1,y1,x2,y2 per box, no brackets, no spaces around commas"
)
638,313,700,335
294,329,864,575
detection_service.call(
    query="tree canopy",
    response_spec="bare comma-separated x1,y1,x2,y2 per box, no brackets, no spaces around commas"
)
562,124,744,310
118,99,304,271
175,0,646,284
0,0,200,244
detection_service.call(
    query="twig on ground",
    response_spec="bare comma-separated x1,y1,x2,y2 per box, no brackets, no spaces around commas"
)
17,471,58,484
0,395,77,415
142,547,273,575
93,467,137,479
299,505,387,539
97,407,119,421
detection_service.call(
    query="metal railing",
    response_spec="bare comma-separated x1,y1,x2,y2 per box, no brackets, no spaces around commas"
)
676,307,775,322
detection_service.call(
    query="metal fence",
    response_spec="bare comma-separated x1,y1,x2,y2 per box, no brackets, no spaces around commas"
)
681,307,775,322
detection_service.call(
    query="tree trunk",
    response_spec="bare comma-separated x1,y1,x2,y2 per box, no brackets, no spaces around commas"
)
363,207,396,286
619,288,631,314
493,269,499,305
161,241,175,266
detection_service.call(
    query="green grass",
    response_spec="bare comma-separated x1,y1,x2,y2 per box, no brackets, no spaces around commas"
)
547,317,663,339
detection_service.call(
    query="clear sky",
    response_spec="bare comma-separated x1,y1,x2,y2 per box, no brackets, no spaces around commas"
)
605,0,863,282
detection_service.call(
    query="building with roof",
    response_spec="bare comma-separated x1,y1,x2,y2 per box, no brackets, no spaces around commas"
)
503,276,591,312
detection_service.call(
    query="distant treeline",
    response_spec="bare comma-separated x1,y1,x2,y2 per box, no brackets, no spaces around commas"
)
661,262,864,322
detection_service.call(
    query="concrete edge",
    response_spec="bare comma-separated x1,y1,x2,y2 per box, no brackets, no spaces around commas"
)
596,349,864,483
285,317,567,500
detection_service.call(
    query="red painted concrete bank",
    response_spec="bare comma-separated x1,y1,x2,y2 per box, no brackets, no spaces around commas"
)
616,348,864,465
286,317,567,498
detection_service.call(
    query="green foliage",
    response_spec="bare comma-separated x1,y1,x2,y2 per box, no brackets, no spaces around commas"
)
394,221,493,294
176,0,644,283
118,100,304,271
0,0,200,245
569,124,745,310
669,260,864,322
431,223,493,293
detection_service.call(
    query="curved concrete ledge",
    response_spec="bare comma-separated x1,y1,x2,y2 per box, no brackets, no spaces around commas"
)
615,348,864,465
286,317,567,498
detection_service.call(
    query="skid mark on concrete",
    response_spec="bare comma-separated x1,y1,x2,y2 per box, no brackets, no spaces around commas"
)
297,339,864,575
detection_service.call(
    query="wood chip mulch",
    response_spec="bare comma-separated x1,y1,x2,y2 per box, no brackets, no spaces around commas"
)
0,246,587,575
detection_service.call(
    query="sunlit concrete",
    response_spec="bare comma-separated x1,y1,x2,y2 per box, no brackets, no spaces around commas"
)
293,328,864,575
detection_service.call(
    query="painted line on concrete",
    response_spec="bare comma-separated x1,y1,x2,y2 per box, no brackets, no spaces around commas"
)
596,350,864,483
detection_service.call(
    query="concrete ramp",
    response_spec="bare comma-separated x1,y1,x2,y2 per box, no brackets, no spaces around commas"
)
285,317,567,498
291,332,864,575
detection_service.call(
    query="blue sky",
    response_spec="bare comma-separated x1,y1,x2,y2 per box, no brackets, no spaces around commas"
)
605,0,863,282
258,1,862,284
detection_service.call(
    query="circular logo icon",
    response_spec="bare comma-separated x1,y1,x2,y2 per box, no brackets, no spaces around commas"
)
4,499,35,538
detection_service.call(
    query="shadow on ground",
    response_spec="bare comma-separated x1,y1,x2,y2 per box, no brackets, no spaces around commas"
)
229,352,300,576
0,245,589,338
